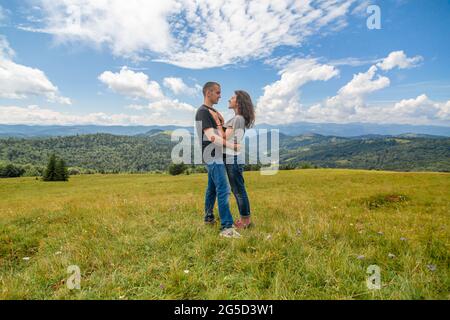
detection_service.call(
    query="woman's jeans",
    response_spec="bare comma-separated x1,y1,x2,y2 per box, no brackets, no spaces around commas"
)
225,156,251,218
204,161,234,230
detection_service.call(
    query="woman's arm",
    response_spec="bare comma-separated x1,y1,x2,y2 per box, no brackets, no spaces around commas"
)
224,127,235,141
204,128,240,151
224,116,244,141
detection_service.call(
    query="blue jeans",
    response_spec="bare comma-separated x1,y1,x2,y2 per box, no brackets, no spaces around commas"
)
225,156,251,217
204,162,234,230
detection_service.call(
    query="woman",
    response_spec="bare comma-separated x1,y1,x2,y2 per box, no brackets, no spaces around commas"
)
211,90,255,229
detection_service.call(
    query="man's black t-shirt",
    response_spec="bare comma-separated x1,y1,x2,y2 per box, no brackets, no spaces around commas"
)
195,105,218,159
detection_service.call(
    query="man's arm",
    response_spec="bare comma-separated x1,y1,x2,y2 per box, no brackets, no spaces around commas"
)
204,128,240,151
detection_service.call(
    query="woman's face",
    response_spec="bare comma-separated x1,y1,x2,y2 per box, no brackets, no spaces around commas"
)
228,95,238,109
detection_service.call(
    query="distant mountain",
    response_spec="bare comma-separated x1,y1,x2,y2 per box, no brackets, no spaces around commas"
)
1,132,449,173
136,129,166,137
396,133,449,139
0,122,449,138
0,125,191,138
256,122,450,137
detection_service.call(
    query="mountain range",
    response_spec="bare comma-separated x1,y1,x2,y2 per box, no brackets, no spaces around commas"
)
0,122,449,138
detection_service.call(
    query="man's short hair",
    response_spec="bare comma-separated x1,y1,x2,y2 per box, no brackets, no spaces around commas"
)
203,82,220,97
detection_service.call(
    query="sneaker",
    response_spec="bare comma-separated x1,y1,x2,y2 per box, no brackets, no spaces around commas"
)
220,228,242,238
204,219,216,225
234,217,253,230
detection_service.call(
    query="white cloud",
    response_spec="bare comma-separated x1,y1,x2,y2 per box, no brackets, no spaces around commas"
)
304,51,424,122
303,94,450,125
256,51,449,125
98,67,164,101
163,77,200,96
2,95,447,127
25,1,178,60
351,0,371,16
0,104,194,126
0,35,15,59
377,50,423,71
328,56,381,67
98,67,196,122
150,99,195,113
355,95,450,125
25,0,361,69
0,36,71,105
328,51,423,69
257,58,339,123
264,55,297,69
315,65,390,118
339,66,390,97
391,94,450,120
127,99,195,113
0,105,77,124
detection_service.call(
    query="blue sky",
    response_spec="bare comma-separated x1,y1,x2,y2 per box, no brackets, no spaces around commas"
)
0,0,449,126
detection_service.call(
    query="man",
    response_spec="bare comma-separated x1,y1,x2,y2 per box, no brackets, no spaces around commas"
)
195,82,242,238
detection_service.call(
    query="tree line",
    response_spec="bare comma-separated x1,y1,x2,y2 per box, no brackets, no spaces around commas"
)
1,132,449,177
0,153,69,181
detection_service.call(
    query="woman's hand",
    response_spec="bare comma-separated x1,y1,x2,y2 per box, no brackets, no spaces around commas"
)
209,109,224,127
216,112,225,126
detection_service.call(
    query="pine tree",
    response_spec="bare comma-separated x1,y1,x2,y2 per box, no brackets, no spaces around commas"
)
43,154,57,181
55,158,69,181
168,163,187,176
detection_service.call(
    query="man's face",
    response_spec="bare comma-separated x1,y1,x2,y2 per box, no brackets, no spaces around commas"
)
208,85,221,105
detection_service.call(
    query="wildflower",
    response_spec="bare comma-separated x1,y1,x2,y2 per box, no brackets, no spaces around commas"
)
427,264,437,272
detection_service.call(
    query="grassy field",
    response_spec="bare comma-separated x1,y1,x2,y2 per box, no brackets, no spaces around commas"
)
0,169,449,300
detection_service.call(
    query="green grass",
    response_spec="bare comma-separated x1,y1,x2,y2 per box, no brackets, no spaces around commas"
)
0,169,449,300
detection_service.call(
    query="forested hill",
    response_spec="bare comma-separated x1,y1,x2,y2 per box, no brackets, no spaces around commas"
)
279,133,450,172
0,133,175,173
0,132,449,173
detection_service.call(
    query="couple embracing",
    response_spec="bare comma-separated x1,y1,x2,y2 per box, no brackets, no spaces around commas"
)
195,82,255,238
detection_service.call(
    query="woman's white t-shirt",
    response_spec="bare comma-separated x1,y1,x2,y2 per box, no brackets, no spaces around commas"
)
224,115,246,156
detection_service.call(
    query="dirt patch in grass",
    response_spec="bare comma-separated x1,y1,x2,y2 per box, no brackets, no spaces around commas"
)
347,193,411,210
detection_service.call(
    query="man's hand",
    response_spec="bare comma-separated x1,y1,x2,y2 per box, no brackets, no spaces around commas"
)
209,109,224,126
217,112,225,126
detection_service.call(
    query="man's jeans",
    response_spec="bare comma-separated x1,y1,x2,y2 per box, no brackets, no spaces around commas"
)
225,156,251,217
204,162,234,230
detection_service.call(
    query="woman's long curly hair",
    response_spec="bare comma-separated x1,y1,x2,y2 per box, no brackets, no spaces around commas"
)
235,90,256,129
